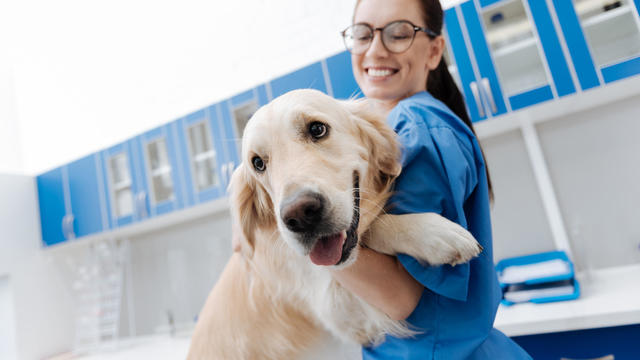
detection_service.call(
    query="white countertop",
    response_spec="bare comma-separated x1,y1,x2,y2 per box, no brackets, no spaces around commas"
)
494,263,640,337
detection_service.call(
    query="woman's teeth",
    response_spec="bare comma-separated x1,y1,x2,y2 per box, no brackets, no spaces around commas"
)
367,68,394,77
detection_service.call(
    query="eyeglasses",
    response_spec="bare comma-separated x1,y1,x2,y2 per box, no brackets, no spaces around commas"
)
341,20,440,55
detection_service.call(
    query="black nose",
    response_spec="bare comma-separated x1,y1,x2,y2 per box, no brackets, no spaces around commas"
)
280,191,325,233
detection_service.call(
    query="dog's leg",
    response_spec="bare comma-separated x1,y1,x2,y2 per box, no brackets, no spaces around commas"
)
364,213,482,266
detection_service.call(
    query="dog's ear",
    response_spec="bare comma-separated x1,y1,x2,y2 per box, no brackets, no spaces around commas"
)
345,100,402,193
229,163,275,259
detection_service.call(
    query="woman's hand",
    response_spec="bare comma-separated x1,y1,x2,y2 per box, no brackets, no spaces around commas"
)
330,245,423,321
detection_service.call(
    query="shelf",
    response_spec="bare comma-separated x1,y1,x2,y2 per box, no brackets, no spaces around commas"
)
150,166,171,177
494,263,640,336
581,5,633,28
474,74,640,140
492,36,537,58
193,151,215,163
113,181,132,192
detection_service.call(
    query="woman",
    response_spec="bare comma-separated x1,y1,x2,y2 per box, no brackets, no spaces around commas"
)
329,0,532,358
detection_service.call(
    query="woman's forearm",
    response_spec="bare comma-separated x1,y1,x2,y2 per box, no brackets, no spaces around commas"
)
330,246,423,321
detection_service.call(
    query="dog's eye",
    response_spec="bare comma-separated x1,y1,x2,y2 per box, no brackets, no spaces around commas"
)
309,122,328,140
252,156,266,172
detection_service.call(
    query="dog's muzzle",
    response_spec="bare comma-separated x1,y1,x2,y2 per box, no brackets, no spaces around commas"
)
279,173,360,266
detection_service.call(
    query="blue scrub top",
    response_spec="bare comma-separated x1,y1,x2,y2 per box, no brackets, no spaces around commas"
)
362,92,531,359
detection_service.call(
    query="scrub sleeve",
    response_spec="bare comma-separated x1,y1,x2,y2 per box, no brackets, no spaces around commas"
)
362,92,532,360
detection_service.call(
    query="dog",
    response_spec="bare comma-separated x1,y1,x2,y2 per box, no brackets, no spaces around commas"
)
186,89,482,359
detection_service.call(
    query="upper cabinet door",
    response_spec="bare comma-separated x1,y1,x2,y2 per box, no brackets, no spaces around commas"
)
102,140,146,227
325,51,363,100
67,154,109,238
553,0,640,84
445,6,492,122
37,167,67,246
460,0,575,112
176,108,227,205
269,62,328,99
135,123,185,217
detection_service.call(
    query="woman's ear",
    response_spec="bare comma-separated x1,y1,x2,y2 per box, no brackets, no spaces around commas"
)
427,36,445,71
229,163,275,258
344,100,402,193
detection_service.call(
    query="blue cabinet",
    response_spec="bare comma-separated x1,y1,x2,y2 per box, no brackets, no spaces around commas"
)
132,123,186,217
100,140,148,228
37,154,109,246
67,154,108,237
325,51,362,100
176,108,228,205
445,0,577,118
269,61,328,99
37,167,67,246
553,0,640,85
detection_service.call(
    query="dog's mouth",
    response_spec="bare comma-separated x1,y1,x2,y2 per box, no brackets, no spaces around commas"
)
309,173,360,266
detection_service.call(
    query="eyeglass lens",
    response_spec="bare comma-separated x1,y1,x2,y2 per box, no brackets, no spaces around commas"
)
343,21,418,54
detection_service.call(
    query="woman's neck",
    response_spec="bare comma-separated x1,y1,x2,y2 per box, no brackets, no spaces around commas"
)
369,99,398,116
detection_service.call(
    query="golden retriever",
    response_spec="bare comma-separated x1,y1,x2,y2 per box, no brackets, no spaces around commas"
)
187,89,481,359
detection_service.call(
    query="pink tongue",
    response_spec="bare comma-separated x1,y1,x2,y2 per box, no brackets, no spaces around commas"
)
309,232,346,266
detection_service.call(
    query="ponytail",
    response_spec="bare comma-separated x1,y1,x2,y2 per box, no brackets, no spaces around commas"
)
427,58,494,201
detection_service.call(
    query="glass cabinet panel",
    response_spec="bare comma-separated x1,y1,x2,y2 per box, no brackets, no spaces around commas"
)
145,139,175,204
187,122,219,191
480,0,549,97
574,0,640,67
108,153,133,218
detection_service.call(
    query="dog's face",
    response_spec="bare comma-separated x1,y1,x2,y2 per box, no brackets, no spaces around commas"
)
230,89,400,267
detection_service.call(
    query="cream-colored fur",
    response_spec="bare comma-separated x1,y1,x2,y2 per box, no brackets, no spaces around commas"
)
187,89,481,359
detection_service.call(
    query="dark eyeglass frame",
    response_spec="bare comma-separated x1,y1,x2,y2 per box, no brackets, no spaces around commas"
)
340,20,441,55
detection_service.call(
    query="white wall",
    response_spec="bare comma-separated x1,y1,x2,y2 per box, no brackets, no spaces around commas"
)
0,174,75,360
0,0,357,175
0,275,17,360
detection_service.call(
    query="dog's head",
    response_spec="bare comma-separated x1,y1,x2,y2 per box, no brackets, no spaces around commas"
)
230,89,400,267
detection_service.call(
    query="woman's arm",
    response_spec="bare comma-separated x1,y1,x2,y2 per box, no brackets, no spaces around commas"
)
330,246,423,321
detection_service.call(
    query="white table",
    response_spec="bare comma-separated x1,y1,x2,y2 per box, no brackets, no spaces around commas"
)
495,264,640,336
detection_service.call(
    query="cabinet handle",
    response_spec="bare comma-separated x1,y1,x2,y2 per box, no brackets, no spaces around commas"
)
62,214,76,240
136,192,148,219
227,161,235,185
481,78,498,115
221,163,229,188
470,81,485,118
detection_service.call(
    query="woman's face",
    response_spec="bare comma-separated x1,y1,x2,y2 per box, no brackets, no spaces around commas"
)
352,0,443,105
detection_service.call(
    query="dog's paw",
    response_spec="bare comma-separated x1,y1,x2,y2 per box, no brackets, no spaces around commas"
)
367,213,483,267
410,214,483,267
441,225,483,266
